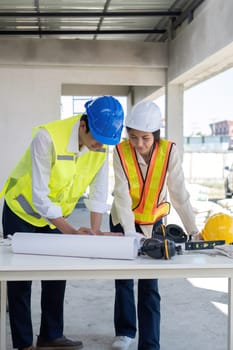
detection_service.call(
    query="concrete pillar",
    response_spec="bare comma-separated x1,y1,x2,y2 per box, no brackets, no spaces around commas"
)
165,83,184,158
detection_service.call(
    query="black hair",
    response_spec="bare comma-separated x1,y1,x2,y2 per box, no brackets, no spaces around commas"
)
153,129,160,143
80,114,90,133
126,127,160,144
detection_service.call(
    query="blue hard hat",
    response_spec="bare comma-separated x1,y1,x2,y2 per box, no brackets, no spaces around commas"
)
85,96,124,145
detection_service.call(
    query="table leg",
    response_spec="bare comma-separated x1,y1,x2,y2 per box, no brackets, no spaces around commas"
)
228,277,233,350
0,281,6,350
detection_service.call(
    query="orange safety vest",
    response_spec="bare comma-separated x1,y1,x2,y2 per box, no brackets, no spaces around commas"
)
116,139,174,224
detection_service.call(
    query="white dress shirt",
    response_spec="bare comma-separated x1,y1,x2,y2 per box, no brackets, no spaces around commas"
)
31,121,109,220
111,142,198,237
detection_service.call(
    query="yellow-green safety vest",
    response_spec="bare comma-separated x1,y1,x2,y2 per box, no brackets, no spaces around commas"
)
0,115,107,227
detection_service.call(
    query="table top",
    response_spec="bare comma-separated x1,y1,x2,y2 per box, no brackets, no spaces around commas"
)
1,245,233,280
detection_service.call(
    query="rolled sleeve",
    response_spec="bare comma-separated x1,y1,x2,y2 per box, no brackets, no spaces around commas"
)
84,198,108,213
167,145,199,234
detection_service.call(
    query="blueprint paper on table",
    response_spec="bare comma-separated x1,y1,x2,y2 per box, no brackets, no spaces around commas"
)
11,232,138,260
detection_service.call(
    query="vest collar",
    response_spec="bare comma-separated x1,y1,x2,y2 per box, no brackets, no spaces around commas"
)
67,120,88,156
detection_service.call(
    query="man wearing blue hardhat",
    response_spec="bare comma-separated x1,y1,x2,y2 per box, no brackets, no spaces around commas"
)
85,95,123,145
0,95,124,350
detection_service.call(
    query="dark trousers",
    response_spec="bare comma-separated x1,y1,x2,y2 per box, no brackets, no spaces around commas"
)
110,216,161,350
2,202,66,349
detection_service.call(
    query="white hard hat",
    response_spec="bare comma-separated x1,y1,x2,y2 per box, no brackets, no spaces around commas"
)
125,100,162,132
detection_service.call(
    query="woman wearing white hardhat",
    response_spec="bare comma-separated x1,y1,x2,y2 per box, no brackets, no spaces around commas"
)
110,100,199,350
125,99,162,132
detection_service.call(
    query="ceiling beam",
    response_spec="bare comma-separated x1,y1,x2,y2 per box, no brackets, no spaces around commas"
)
0,29,167,36
0,10,182,18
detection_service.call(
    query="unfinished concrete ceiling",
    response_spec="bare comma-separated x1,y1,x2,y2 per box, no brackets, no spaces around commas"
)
0,0,204,41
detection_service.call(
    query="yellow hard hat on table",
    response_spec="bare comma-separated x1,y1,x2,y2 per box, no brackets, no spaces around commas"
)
201,212,233,244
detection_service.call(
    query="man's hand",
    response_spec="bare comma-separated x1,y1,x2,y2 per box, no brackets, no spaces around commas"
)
73,228,123,236
49,218,96,235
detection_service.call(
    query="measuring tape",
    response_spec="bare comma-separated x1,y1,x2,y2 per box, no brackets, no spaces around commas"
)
185,240,225,250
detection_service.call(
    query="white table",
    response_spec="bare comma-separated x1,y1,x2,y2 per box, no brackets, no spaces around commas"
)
1,245,233,349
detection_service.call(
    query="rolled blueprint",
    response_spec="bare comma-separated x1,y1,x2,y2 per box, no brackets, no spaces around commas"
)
11,232,138,260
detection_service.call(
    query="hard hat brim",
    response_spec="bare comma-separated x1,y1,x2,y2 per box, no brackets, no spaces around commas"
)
125,122,160,132
89,125,123,145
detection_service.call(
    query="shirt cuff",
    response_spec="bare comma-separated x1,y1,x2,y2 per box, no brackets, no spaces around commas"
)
84,198,108,213
46,205,63,219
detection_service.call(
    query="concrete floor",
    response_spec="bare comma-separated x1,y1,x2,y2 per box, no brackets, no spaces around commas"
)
5,207,228,350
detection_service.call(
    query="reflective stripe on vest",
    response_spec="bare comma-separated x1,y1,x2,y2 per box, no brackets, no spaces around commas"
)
1,115,107,227
116,139,173,224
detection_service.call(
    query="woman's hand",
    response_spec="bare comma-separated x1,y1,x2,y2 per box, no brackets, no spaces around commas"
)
96,231,123,236
75,227,96,235
191,232,203,241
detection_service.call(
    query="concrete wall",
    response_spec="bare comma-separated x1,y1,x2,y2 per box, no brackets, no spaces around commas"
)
168,0,233,86
0,39,168,69
0,68,61,187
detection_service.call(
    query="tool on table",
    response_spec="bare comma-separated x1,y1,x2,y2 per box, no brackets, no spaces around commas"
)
185,240,225,250
140,224,183,260
153,223,187,243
